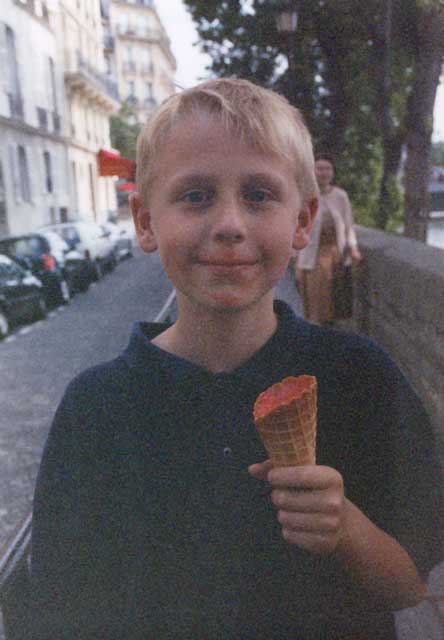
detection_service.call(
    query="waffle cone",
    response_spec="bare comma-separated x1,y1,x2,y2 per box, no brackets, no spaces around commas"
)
253,375,317,467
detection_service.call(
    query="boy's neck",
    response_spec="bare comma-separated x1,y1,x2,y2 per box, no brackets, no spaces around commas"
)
152,297,278,373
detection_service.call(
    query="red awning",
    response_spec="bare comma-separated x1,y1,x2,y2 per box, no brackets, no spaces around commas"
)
98,149,136,179
116,181,137,192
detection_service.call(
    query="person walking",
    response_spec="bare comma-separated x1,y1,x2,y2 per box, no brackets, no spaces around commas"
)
295,153,362,326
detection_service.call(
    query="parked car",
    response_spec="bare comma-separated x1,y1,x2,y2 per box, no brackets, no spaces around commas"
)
42,221,117,281
39,230,90,293
0,234,71,308
0,254,46,339
101,221,133,261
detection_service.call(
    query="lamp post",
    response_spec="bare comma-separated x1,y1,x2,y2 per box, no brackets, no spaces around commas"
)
274,0,299,103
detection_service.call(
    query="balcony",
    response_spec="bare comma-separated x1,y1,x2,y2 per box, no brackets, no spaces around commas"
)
116,24,166,44
65,52,119,108
126,95,139,106
7,92,24,119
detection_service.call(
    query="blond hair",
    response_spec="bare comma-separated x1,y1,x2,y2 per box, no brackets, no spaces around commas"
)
136,77,318,203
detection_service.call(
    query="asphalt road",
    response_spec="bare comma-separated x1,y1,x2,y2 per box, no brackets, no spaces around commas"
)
0,247,175,545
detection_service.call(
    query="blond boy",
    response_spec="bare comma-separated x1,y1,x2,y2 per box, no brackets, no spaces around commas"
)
30,79,442,639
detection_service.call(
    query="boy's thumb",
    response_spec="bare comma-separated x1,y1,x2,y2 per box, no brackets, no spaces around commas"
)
248,460,273,481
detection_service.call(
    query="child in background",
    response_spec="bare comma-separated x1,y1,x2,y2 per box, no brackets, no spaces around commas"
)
30,78,443,640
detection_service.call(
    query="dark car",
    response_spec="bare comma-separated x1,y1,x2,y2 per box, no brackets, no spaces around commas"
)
0,233,71,308
0,254,46,339
39,230,91,293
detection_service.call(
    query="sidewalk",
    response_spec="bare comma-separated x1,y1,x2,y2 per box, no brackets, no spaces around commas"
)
276,267,444,640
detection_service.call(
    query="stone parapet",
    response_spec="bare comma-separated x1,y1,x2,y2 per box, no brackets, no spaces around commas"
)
353,226,444,455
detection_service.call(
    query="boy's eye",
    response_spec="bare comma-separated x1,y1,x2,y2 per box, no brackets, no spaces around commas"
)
245,189,271,204
182,190,212,204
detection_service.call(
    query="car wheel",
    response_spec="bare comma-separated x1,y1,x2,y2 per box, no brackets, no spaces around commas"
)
35,296,47,320
0,309,9,339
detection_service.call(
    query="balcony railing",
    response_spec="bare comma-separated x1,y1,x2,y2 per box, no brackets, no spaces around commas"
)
126,95,139,106
7,92,24,119
65,52,119,103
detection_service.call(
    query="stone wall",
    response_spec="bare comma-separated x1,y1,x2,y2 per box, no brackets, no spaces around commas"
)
352,226,444,456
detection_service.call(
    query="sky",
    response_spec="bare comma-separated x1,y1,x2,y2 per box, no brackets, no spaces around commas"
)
156,0,444,142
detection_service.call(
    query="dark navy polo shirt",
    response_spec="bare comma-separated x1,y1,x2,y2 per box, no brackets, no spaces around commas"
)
30,301,444,639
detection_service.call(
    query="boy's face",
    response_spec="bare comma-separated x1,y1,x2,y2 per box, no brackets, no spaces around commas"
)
132,112,316,315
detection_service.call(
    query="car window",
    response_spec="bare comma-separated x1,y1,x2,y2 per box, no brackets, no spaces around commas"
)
57,227,81,248
0,237,45,258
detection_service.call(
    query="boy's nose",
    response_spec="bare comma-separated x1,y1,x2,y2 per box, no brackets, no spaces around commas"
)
212,198,247,243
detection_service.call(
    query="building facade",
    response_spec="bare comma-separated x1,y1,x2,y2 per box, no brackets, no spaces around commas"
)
0,0,70,236
108,0,176,124
0,0,177,236
60,0,119,223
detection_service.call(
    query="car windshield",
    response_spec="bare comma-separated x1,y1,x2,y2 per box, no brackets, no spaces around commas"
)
0,237,45,258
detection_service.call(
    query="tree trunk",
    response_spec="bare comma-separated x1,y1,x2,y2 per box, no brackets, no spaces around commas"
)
374,0,405,230
403,6,444,241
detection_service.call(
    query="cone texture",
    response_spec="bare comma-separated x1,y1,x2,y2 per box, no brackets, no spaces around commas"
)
254,375,317,467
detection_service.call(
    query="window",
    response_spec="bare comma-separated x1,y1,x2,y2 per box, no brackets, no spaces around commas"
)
43,151,53,193
5,25,23,118
144,82,152,98
138,16,148,37
127,80,136,97
17,146,31,202
123,45,133,61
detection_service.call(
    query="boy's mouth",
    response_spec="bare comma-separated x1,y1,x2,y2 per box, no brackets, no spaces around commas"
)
197,255,257,267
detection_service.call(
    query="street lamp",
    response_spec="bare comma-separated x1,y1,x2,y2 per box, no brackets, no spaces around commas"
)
274,1,299,103
275,1,298,38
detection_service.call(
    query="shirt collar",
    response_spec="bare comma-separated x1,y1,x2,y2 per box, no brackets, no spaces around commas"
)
121,300,312,387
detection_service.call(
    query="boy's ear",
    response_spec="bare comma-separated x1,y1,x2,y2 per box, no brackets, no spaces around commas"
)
129,191,158,253
292,195,318,250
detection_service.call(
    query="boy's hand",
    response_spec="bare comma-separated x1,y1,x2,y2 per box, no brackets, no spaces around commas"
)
249,462,345,555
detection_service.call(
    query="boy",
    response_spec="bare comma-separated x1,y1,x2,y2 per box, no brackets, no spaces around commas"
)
30,79,443,639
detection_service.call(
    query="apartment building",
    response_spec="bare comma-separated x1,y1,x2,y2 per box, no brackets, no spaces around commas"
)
0,0,70,236
60,0,119,222
106,0,176,124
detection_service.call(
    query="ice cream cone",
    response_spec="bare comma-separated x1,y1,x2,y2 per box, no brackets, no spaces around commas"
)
253,375,317,467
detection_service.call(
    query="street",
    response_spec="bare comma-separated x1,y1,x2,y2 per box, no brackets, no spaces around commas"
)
0,246,175,545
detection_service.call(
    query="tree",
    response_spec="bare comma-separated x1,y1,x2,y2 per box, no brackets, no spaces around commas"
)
110,102,141,161
183,0,444,238
403,2,444,240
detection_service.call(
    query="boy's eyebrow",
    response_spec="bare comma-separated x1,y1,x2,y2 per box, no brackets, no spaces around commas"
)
169,171,288,190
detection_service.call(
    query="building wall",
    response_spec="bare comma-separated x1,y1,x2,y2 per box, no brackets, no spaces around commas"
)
110,0,176,123
0,0,69,235
60,0,119,223
352,226,444,457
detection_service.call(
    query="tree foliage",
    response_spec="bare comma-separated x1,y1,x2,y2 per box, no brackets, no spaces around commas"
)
110,102,141,161
183,0,444,237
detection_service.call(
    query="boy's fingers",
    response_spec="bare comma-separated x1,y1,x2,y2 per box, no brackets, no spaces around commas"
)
268,465,343,490
248,460,273,480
